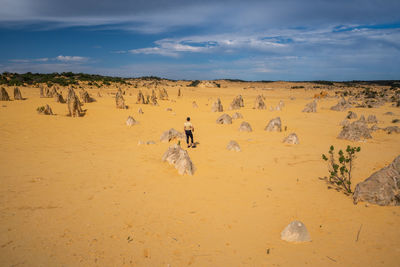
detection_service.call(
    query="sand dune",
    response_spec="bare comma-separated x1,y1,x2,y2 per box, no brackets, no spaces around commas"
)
0,80,399,266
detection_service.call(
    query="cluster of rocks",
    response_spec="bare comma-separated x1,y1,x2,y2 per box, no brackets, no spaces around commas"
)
370,125,400,134
0,87,24,101
136,90,158,106
337,87,399,108
40,86,55,98
338,111,399,139
330,97,352,111
158,88,168,100
337,120,372,141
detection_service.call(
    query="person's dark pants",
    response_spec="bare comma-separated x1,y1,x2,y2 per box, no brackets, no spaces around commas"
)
185,130,193,145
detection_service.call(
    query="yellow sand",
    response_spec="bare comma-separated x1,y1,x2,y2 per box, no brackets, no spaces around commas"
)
0,81,399,266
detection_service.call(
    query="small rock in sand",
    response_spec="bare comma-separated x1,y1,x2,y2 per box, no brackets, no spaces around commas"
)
126,116,138,126
226,140,241,152
265,117,282,132
283,133,299,144
216,114,233,124
281,221,311,242
239,121,252,132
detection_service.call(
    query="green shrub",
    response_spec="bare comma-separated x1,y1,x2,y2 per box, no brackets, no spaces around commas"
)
322,145,361,194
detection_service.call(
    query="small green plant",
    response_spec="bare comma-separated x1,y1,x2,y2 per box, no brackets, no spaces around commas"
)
322,145,361,194
36,106,45,113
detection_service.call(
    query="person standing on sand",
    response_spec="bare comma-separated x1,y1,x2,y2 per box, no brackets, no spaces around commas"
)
184,117,194,148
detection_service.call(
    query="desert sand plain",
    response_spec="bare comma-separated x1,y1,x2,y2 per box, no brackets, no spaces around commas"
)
0,80,399,266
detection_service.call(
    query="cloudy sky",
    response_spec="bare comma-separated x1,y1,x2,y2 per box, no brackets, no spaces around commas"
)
0,0,399,80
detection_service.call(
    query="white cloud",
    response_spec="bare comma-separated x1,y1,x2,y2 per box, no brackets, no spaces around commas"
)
8,56,88,64
35,57,49,62
9,59,30,63
55,55,88,62
129,34,289,57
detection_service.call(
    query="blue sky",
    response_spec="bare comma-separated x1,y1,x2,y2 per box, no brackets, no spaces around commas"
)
0,0,399,80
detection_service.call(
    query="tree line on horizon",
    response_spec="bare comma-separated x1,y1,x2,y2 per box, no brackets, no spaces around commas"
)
1,72,399,88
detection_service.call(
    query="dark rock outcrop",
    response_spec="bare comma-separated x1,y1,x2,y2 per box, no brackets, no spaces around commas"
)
353,155,400,206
